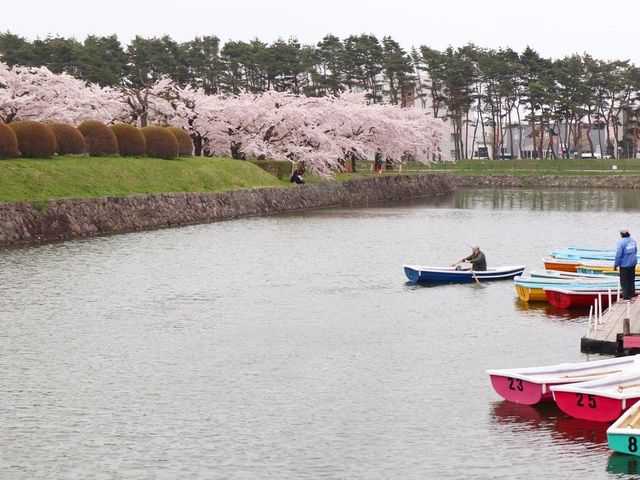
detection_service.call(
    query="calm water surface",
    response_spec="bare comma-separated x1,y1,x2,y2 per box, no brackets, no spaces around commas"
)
3,188,640,479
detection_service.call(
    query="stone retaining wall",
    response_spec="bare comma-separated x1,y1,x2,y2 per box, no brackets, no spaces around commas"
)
4,173,640,247
0,174,455,246
453,175,640,188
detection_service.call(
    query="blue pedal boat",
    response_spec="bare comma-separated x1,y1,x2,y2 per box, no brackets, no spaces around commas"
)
404,265,525,284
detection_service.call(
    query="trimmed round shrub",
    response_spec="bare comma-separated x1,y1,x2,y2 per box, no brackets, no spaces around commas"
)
48,123,86,155
9,121,57,158
141,126,178,160
0,122,19,159
166,127,193,156
77,120,118,156
110,124,146,156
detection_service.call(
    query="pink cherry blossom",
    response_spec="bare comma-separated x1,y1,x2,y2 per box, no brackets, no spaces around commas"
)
0,63,448,174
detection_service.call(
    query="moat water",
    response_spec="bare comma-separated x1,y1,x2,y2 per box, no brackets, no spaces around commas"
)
3,188,640,479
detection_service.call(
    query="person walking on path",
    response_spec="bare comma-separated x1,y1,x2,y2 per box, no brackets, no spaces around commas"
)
614,228,637,300
458,245,487,271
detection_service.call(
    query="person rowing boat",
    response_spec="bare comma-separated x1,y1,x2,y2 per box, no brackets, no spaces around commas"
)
457,245,487,271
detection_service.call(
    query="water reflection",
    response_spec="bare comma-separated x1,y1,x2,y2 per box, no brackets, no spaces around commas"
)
607,453,640,475
514,300,590,322
3,187,638,478
403,280,487,290
491,401,608,446
452,188,640,212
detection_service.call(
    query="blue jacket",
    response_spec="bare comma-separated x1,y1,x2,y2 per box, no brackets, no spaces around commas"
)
615,236,638,269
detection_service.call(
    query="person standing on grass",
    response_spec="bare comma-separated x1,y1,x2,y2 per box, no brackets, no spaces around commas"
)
614,228,637,300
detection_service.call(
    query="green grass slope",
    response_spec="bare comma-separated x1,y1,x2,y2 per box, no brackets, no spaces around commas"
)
0,156,289,203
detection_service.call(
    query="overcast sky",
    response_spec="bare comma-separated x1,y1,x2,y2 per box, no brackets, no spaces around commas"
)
2,0,638,63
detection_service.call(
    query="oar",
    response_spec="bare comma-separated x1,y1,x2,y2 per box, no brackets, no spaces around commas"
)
470,268,480,285
452,261,480,284
561,369,621,379
626,406,640,429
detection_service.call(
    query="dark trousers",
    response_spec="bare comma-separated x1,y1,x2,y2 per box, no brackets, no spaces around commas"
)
620,267,636,299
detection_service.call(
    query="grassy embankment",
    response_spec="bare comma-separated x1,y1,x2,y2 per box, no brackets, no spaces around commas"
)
423,158,640,176
3,155,639,204
335,158,640,180
0,156,290,203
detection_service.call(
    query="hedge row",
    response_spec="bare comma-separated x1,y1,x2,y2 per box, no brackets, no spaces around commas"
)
0,120,194,159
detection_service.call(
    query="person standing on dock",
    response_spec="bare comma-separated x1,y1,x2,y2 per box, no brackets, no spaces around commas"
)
458,245,487,271
614,228,637,300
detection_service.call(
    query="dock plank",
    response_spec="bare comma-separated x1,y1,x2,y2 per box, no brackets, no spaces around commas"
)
592,303,625,341
582,299,640,352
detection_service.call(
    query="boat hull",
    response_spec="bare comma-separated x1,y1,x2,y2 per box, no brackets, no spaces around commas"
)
488,356,640,406
553,391,640,422
543,259,581,272
545,289,618,309
489,374,558,404
608,431,640,456
515,285,547,302
578,265,640,276
404,265,525,284
607,402,640,456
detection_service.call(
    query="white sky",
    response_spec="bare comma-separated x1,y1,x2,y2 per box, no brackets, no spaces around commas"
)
2,0,638,63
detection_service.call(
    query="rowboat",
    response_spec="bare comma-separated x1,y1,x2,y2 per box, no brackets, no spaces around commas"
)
403,265,525,284
487,355,640,405
607,401,640,456
544,287,620,309
515,284,548,302
551,370,640,422
514,275,618,303
553,248,640,262
515,283,601,303
566,246,616,254
513,270,619,302
543,258,583,272
578,264,640,276
551,250,617,261
529,269,609,280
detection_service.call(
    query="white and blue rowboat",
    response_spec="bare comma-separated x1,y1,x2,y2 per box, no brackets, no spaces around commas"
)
551,251,617,261
528,270,609,280
404,265,525,284
552,249,640,262
566,246,616,253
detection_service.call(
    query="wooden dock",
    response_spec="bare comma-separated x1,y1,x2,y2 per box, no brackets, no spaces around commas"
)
581,299,640,354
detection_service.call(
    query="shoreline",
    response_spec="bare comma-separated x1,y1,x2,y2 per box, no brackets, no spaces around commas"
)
0,174,455,247
1,173,639,248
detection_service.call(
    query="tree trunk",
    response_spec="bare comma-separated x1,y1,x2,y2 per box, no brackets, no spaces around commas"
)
516,107,523,159
507,100,514,159
464,112,469,159
497,97,505,158
563,118,570,159
538,117,545,159
230,140,246,160
478,85,487,153
191,128,203,156
586,111,595,157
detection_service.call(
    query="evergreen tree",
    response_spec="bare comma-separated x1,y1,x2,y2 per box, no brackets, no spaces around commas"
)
381,36,414,105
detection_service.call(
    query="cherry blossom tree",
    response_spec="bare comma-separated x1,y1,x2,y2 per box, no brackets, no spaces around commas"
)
0,62,124,124
148,82,448,175
0,63,448,173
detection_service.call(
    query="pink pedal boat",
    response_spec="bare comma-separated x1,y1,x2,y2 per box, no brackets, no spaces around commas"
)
550,370,640,422
551,370,640,422
487,355,640,405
